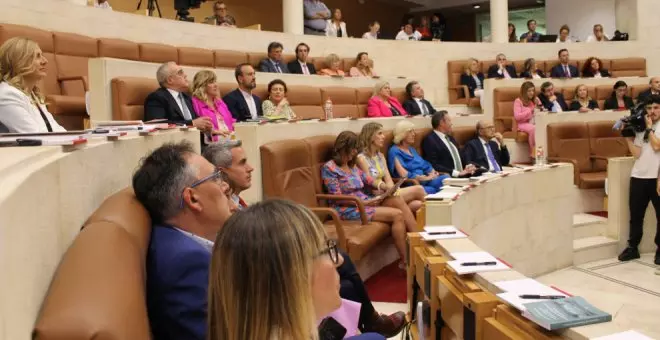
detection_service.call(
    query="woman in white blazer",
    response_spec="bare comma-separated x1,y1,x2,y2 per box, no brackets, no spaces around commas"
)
0,37,64,133
325,8,347,38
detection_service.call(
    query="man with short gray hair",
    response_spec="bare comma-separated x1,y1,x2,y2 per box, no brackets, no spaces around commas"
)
203,139,253,209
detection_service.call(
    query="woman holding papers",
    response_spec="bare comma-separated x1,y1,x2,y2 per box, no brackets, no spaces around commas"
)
388,120,450,194
322,131,409,264
191,70,234,142
0,37,65,133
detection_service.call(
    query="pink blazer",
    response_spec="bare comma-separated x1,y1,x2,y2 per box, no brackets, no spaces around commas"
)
367,96,407,117
513,97,540,127
192,97,235,141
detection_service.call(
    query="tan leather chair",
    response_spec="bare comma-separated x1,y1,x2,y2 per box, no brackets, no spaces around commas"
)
178,47,214,67
631,84,650,102
98,38,140,61
610,58,647,77
139,43,178,64
111,77,159,120
493,87,528,142
356,88,372,118
446,60,480,108
451,126,477,149
588,120,630,172
33,189,151,339
595,85,615,109
321,87,358,118
214,50,248,69
247,52,268,69
287,86,324,119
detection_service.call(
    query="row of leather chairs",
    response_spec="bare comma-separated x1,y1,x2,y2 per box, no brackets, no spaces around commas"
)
0,23,371,129
547,120,629,189
493,83,649,142
112,77,408,121
447,58,647,108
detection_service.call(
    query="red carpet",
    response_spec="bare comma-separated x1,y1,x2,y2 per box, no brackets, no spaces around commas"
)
364,262,407,303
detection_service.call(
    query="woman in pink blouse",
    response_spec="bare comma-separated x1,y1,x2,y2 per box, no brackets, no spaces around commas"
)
191,70,234,142
513,81,542,156
367,81,407,117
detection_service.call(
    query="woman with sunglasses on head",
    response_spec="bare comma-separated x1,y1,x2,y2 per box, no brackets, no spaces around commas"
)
207,199,384,340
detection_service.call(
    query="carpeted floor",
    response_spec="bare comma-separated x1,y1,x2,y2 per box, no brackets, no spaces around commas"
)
364,262,407,303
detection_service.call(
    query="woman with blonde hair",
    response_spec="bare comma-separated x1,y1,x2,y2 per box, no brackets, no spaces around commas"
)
388,120,449,194
367,81,407,117
207,199,385,340
357,122,426,229
0,37,65,133
318,53,345,76
191,70,233,142
349,52,377,77
569,84,599,112
459,58,485,108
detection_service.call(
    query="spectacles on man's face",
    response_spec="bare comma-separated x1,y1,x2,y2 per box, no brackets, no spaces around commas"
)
480,126,495,131
317,239,339,264
179,170,226,209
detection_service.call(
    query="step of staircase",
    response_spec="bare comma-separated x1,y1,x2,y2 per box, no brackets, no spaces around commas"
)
573,236,618,266
573,213,608,240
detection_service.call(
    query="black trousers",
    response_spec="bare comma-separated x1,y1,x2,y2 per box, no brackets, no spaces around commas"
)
337,250,376,331
628,177,660,249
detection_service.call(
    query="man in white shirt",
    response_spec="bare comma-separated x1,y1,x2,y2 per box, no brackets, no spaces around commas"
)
395,24,421,41
422,111,477,178
462,121,510,172
618,95,660,264
222,63,263,122
586,24,610,42
287,43,317,75
402,81,436,116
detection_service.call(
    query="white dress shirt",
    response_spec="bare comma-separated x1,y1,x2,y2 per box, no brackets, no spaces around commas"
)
413,98,429,115
434,130,463,177
362,32,377,39
395,30,421,41
631,121,660,179
299,60,310,75
240,88,258,119
0,82,65,133
173,227,214,253
479,137,497,171
586,34,610,42
498,67,512,79
166,88,185,113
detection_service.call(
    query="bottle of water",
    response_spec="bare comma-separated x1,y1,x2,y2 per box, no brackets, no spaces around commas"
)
535,145,546,166
324,98,333,120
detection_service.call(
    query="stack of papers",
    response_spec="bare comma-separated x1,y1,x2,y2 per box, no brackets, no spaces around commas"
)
593,330,654,340
447,251,510,275
420,225,467,241
494,278,568,311
425,190,460,200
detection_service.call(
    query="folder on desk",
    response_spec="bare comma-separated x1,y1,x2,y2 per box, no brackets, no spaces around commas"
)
447,251,510,275
495,278,568,311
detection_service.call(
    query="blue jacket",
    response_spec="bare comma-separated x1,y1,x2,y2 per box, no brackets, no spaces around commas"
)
146,225,210,340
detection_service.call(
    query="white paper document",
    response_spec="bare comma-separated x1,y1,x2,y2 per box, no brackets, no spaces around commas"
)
420,226,467,241
447,251,510,275
592,330,655,340
494,278,568,311
425,190,460,200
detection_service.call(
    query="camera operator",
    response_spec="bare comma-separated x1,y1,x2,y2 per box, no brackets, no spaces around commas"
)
618,95,660,264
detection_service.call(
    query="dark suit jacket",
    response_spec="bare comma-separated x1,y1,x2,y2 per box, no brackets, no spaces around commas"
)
402,98,436,116
581,69,610,78
258,58,289,73
144,87,197,125
147,225,210,340
287,60,317,75
539,92,569,112
421,131,464,175
569,99,599,111
487,64,517,79
462,138,510,171
604,96,635,110
636,89,659,104
460,73,485,97
550,64,579,78
519,69,546,79
222,89,263,122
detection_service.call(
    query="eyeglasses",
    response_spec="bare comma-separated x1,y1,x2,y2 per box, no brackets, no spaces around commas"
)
179,170,226,209
480,126,495,130
317,240,339,264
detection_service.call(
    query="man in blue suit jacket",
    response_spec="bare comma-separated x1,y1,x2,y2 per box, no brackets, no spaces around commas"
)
133,141,234,340
462,121,510,172
550,49,579,78
258,41,290,74
223,63,263,122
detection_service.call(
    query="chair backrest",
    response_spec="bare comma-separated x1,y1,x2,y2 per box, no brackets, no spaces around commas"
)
547,122,593,173
288,86,324,119
178,47,214,68
53,32,99,97
111,77,159,120
493,87,521,133
380,129,394,155
610,58,646,77
321,87,358,118
356,88,372,118
631,84,649,102
214,50,248,69
33,189,151,340
587,120,629,171
302,135,337,195
260,139,318,207
451,126,478,149
139,43,178,64
413,128,432,154
595,85,616,109
98,38,140,61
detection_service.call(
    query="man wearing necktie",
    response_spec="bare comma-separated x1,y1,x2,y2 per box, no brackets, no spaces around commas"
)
422,111,477,178
287,42,317,75
402,81,437,116
462,121,510,172
258,42,290,74
551,48,579,78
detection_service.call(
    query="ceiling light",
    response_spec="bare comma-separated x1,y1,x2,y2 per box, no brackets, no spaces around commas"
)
473,4,481,8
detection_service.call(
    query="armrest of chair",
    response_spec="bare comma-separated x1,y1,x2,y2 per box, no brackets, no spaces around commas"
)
316,194,368,225
58,75,89,92
547,157,579,185
449,85,469,99
310,207,348,252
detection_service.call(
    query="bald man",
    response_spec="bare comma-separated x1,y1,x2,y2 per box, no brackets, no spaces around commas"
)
462,120,510,172
637,77,660,103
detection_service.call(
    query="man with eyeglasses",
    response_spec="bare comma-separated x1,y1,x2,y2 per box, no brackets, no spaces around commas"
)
462,120,510,172
204,1,236,27
487,53,517,79
202,140,407,337
134,141,235,340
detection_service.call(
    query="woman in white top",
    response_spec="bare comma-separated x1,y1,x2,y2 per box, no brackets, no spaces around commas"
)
362,21,380,39
325,8,347,38
0,37,65,133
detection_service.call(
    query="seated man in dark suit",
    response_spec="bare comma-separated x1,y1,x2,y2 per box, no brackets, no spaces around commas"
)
549,49,579,78
487,53,517,79
422,111,477,178
538,81,568,112
463,121,510,173
144,62,212,132
258,41,289,74
222,63,263,122
402,81,436,116
287,42,317,75
133,141,235,340
637,77,660,103
201,140,407,337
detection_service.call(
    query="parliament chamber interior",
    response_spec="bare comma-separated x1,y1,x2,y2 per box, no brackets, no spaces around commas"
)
1,0,660,339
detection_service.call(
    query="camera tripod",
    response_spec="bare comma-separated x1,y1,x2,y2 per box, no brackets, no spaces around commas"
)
136,0,162,18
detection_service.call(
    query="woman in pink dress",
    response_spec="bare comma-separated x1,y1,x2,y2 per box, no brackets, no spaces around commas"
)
513,81,542,156
191,70,235,143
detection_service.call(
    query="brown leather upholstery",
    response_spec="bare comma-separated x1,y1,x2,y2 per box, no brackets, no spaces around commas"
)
595,85,615,109
451,126,477,149
391,88,407,106
288,86,324,119
98,38,140,60
561,85,595,104
493,87,528,142
413,128,432,155
33,189,151,340
303,135,337,195
356,88,372,118
380,130,394,155
446,60,472,105
611,58,647,77
214,50,248,69
631,84,649,102
321,87,358,118
588,120,629,171
247,52,268,69
139,43,178,64
111,77,159,120
178,47,214,67
53,32,97,97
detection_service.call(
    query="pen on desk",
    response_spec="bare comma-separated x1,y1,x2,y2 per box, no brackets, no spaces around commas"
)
427,231,457,235
460,261,497,266
518,294,565,300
